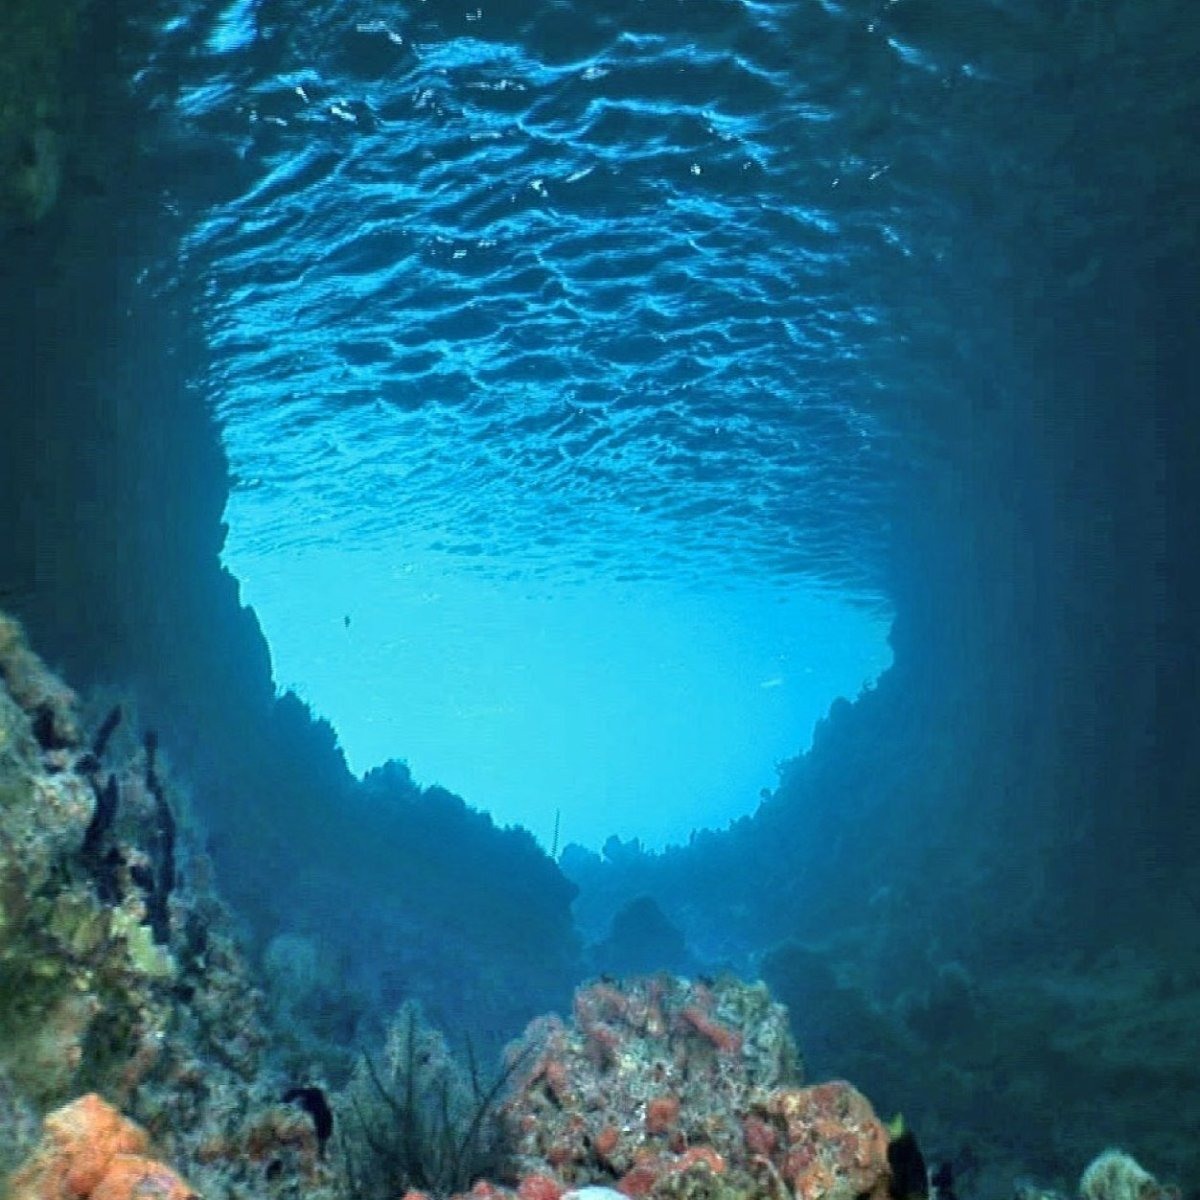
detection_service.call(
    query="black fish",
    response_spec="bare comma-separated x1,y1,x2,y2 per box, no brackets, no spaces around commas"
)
283,1086,334,1156
888,1131,929,1200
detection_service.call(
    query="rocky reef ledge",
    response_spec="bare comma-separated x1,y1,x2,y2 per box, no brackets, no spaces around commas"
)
0,613,1183,1200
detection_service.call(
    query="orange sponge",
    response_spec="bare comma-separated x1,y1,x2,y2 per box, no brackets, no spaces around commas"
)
5,1095,193,1200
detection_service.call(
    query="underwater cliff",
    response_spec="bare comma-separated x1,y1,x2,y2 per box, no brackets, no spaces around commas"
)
0,619,1190,1200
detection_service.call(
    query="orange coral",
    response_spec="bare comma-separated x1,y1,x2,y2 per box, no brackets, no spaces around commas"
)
517,1175,563,1200
594,1126,620,1158
617,1162,660,1198
673,1146,725,1175
6,1095,194,1200
678,1006,743,1056
574,983,630,1027
89,1158,192,1200
742,1114,778,1157
616,1144,727,1198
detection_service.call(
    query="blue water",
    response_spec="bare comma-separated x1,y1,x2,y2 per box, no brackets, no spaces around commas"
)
3,0,1198,1182
182,0,917,604
135,0,1190,844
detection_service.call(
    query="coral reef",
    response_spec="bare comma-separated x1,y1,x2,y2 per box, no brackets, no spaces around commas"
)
497,975,887,1200
0,614,1187,1200
0,613,335,1200
325,974,900,1200
1078,1151,1178,1200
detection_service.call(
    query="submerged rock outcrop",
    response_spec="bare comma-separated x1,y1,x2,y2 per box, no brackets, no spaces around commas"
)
0,613,334,1200
0,0,87,230
0,616,1186,1200
499,975,886,1200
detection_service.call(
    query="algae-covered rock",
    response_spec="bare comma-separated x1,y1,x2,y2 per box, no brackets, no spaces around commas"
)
0,614,79,746
501,975,807,1198
0,619,194,1106
0,0,89,231
1079,1151,1173,1200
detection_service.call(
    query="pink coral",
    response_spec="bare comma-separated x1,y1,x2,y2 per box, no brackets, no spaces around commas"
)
767,1081,891,1200
517,1175,564,1200
678,1006,743,1056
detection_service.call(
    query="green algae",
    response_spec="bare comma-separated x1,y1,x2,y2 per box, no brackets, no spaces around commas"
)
110,906,176,980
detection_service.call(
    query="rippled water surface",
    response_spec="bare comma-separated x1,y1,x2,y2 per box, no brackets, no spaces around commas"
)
173,0,973,596
134,0,1195,835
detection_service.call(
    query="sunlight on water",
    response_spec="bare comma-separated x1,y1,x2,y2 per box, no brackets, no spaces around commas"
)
181,0,928,844
230,539,891,849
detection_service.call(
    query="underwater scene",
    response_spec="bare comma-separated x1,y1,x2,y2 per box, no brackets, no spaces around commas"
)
1,0,1198,1199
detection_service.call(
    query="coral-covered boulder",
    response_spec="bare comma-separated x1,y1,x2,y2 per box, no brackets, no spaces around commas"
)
503,975,799,1192
764,1081,891,1200
497,977,901,1200
1079,1150,1178,1200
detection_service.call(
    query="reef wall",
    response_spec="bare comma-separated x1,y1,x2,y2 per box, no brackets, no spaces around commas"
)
0,3,580,1047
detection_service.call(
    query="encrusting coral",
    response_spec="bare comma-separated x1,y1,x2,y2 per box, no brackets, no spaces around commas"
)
491,975,890,1200
283,965,897,1200
0,613,335,1200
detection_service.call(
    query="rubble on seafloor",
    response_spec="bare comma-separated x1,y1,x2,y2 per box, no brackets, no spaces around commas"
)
0,610,1186,1200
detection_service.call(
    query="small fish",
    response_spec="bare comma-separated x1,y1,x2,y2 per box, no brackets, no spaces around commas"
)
283,1086,333,1155
887,1130,929,1200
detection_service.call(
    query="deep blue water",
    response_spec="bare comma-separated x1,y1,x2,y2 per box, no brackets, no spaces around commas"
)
125,0,1197,841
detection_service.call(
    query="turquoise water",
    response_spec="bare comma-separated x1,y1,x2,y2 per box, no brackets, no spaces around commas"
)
2,0,1198,1181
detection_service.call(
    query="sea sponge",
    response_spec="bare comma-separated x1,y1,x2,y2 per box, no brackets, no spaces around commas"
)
1079,1150,1168,1200
88,1157,193,1200
3,1094,194,1200
767,1081,892,1200
5,1093,146,1200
